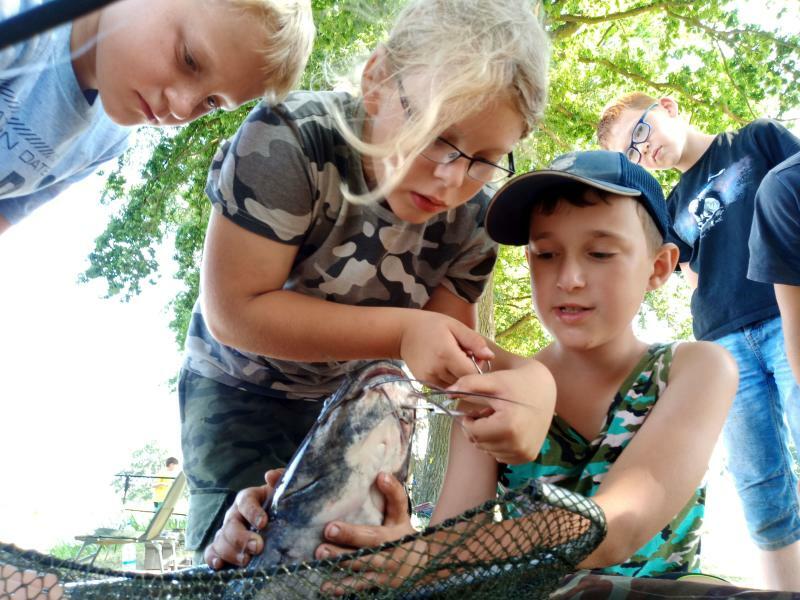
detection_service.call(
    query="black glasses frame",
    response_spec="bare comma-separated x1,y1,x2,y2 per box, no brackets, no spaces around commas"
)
397,78,515,183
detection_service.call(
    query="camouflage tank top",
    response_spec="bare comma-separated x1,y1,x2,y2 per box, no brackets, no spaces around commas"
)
501,342,704,577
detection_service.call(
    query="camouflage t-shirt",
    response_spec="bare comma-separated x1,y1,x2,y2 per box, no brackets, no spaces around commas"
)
501,343,704,577
183,91,498,400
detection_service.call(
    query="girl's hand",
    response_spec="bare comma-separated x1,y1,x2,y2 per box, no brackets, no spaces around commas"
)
452,361,556,465
204,468,284,569
314,473,425,595
399,312,494,387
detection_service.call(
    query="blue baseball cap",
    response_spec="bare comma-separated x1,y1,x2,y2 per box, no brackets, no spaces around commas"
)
485,150,670,245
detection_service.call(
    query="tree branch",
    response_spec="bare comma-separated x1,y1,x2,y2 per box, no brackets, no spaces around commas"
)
551,1,799,56
496,313,537,341
665,8,800,53
579,56,747,124
536,122,572,151
550,1,693,40
713,39,757,120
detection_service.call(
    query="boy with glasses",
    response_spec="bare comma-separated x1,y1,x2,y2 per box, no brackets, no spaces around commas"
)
597,91,800,591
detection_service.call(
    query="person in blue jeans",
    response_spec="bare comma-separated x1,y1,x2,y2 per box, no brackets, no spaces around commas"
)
598,92,800,591
748,152,800,388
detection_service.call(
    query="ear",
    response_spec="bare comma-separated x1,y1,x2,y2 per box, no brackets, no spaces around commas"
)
659,96,679,118
646,242,680,291
361,46,390,117
524,244,537,293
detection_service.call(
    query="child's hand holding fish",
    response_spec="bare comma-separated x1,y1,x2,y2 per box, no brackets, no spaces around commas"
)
204,470,424,590
314,472,424,593
204,468,284,570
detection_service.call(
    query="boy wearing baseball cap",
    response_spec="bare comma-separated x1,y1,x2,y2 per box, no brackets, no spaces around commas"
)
204,151,738,579
435,150,737,576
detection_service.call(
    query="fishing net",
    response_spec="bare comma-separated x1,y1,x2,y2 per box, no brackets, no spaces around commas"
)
0,480,605,599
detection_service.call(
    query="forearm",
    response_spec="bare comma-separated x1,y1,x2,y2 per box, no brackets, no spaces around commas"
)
487,342,539,371
423,493,594,577
200,211,486,365
578,473,667,568
579,342,736,569
203,288,418,362
431,426,497,526
0,214,10,235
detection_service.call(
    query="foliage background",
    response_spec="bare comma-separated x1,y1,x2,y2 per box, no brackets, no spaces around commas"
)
81,0,800,355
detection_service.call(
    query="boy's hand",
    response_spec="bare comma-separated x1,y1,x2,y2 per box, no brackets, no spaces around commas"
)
451,361,556,465
400,312,494,387
204,468,284,569
314,473,424,594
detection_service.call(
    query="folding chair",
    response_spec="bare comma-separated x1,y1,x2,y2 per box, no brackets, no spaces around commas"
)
73,471,187,571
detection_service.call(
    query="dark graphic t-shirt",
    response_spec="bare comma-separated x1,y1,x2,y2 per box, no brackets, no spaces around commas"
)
748,151,800,286
667,119,800,340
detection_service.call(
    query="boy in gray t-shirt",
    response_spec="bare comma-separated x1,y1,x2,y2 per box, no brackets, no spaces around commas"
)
0,0,314,233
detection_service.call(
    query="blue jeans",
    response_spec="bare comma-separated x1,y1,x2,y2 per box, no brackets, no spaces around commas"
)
716,316,800,550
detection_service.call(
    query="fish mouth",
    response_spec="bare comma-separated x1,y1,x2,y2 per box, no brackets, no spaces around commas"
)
358,361,407,388
321,361,409,418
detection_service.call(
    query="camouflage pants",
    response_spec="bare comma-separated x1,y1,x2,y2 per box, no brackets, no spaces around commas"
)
178,368,323,558
549,571,800,599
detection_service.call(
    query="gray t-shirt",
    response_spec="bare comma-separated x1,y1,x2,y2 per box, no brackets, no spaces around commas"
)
183,91,498,400
0,0,128,222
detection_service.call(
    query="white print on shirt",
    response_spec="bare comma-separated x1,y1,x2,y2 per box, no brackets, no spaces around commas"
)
673,157,752,246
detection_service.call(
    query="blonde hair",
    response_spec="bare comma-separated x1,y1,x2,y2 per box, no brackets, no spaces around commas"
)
597,92,657,150
339,0,551,204
226,0,315,103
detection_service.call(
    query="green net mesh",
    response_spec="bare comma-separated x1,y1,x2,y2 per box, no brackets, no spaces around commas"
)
0,480,604,599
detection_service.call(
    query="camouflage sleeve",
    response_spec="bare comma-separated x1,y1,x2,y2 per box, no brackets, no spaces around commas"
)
205,101,317,245
440,195,499,303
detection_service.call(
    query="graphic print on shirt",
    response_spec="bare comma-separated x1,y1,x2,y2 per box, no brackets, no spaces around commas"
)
673,157,752,246
0,82,56,196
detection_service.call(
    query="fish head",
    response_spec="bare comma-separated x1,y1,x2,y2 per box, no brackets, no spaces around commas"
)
322,360,417,483
266,360,417,527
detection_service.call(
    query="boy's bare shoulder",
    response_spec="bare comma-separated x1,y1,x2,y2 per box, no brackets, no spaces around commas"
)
670,340,738,383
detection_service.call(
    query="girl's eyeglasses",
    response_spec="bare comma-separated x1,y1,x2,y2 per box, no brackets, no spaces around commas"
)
397,77,515,184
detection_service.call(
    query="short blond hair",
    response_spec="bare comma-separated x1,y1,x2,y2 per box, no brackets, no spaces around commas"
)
597,92,657,150
339,0,550,204
226,0,314,103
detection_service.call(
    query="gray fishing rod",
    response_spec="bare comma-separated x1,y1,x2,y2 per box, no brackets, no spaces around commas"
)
0,0,121,51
